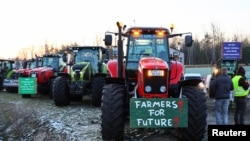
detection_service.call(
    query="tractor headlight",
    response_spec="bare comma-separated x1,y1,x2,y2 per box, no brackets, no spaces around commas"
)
147,70,164,77
145,86,152,93
160,86,166,93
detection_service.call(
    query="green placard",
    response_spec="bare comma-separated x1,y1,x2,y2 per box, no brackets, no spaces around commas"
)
130,98,188,128
19,78,37,94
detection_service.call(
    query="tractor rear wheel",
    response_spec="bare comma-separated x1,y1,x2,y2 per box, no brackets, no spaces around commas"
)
178,86,207,141
101,84,125,140
91,76,105,107
53,76,70,106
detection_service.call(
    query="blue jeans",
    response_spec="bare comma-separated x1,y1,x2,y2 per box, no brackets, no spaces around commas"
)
215,99,230,125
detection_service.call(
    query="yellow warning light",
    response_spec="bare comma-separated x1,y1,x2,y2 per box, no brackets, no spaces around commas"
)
170,24,174,29
155,29,166,37
131,29,141,37
117,22,123,28
170,24,174,33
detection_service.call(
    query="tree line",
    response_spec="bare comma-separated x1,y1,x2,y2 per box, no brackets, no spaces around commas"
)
16,23,250,65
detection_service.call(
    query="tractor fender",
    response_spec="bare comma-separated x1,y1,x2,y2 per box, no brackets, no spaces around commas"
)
170,60,184,85
107,60,118,77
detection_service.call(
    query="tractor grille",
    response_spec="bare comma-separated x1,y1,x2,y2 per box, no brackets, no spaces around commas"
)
143,69,167,94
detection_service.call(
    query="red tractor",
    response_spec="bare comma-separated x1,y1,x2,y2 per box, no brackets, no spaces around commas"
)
27,54,67,98
101,22,207,141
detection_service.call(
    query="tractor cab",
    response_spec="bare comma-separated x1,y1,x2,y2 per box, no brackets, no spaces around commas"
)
71,46,108,73
42,54,64,72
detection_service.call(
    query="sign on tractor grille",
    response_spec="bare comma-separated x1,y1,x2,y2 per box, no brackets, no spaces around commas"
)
130,98,188,128
19,77,37,95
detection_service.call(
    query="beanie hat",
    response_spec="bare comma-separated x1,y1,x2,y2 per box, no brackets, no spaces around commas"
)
237,66,245,76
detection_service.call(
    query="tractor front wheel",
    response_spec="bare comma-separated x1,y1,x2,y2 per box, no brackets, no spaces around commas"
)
178,86,207,141
101,84,125,140
91,76,105,107
53,76,70,106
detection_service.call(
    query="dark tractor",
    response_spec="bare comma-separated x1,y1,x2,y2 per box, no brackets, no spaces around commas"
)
0,59,15,91
101,22,207,141
52,46,109,107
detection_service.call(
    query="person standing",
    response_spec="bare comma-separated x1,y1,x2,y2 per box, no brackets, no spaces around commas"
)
232,66,249,125
210,67,234,125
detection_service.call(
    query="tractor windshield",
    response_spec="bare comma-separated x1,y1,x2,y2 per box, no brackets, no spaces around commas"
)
43,57,60,71
74,49,98,71
127,35,169,62
126,34,169,71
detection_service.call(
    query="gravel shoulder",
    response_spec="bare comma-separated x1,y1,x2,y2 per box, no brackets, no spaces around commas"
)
0,91,250,141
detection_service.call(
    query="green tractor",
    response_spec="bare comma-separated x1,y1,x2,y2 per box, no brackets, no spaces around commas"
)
210,58,238,79
53,46,109,106
0,59,15,91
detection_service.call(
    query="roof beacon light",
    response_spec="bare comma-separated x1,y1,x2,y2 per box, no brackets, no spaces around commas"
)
117,22,123,28
170,24,174,33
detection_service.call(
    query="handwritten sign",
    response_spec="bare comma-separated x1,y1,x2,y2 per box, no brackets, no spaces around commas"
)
130,98,188,128
19,77,37,94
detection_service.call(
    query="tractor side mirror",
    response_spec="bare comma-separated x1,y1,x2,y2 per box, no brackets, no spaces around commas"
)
62,53,67,62
184,35,193,47
104,34,112,46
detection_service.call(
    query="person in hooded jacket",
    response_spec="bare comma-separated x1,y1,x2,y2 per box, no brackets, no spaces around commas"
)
210,67,234,125
232,66,249,125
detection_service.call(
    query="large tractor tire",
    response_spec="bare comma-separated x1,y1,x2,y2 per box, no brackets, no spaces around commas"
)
0,76,3,91
53,76,70,106
91,76,105,107
101,84,125,140
178,86,207,141
49,78,55,99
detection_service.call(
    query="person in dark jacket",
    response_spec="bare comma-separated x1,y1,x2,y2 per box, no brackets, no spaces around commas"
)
210,67,234,125
232,66,249,125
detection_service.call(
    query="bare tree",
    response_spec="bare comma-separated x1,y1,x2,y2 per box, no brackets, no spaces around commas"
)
18,48,29,59
94,35,103,46
30,45,35,58
209,23,225,62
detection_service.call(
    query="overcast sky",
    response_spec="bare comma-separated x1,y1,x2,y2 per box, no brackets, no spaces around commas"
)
0,0,249,58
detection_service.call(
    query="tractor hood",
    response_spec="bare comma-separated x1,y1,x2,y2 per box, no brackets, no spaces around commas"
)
30,66,54,73
70,62,92,81
29,66,55,78
139,57,168,70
